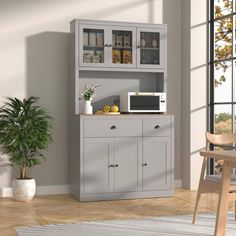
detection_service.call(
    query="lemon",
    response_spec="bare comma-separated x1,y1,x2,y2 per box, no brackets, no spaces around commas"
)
111,105,119,112
103,105,111,112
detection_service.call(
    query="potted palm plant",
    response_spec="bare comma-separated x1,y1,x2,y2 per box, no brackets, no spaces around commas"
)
0,96,53,201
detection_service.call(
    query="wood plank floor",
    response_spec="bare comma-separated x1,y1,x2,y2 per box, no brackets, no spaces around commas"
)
0,189,233,236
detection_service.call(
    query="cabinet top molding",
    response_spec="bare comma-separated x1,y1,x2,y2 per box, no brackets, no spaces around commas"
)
70,19,167,29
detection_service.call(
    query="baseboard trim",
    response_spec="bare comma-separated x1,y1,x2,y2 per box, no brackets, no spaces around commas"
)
0,181,182,198
174,179,182,189
36,185,71,195
0,187,13,197
0,185,71,197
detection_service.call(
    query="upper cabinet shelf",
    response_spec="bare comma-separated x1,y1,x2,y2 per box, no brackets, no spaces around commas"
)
71,20,166,71
136,27,164,69
79,24,136,68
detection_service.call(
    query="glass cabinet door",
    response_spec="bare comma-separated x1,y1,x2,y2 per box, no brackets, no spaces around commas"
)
137,28,164,69
110,28,136,67
80,26,107,66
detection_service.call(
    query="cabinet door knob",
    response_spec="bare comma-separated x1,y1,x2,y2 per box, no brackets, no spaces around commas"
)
108,44,112,47
110,125,117,130
108,164,114,168
154,125,160,129
142,163,148,167
114,164,119,167
104,44,108,47
137,45,141,48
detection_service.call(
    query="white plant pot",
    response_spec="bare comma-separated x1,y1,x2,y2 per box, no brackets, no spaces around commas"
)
12,178,36,201
84,100,93,114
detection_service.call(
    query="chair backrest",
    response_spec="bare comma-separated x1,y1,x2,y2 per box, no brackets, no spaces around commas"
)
205,132,236,150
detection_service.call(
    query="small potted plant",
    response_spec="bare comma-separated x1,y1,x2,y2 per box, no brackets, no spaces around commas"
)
0,96,53,201
80,84,100,114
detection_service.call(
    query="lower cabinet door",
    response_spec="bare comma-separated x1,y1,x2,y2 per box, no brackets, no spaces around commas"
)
83,138,113,194
113,137,142,192
143,137,171,191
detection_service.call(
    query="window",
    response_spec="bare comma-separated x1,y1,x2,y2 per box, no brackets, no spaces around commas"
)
209,0,236,174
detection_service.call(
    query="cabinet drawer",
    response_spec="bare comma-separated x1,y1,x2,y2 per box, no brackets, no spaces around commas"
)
143,118,171,137
84,119,142,137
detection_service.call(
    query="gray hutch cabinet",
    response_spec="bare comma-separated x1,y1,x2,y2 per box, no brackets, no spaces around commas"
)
70,19,174,202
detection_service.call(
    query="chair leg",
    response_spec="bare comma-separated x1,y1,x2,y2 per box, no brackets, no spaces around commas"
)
235,201,236,221
192,189,202,224
193,157,207,224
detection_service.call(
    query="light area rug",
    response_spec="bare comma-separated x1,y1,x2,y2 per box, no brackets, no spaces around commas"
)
15,212,236,236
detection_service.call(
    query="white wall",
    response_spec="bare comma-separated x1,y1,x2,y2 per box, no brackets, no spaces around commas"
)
1,0,186,192
190,0,207,189
181,0,191,188
0,0,208,193
181,0,208,189
163,0,182,180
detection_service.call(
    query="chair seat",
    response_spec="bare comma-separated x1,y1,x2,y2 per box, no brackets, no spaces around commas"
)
205,174,236,184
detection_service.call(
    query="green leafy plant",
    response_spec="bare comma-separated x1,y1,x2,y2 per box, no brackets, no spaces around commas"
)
0,96,53,179
80,84,100,101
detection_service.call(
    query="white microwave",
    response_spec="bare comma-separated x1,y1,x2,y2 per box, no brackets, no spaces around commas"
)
120,92,166,113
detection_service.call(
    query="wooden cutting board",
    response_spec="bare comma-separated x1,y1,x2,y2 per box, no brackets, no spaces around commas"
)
95,112,120,115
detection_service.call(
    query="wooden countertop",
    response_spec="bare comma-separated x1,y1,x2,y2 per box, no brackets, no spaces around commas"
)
79,113,174,118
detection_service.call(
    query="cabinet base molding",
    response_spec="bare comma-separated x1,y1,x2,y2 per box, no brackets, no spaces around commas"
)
174,179,182,189
73,189,174,202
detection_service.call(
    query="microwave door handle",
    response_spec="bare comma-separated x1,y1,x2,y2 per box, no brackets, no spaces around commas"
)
136,92,155,96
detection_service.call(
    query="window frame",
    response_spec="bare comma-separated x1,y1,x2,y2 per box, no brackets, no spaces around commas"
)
208,0,236,174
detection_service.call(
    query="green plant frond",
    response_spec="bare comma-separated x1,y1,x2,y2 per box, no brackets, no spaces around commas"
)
25,96,39,104
0,108,16,117
4,97,23,111
9,155,25,165
26,158,42,167
0,96,53,178
23,97,40,114
38,153,46,160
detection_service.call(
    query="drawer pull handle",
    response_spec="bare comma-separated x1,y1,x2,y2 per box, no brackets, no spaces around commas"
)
110,125,117,130
142,163,148,167
154,125,160,129
108,164,119,168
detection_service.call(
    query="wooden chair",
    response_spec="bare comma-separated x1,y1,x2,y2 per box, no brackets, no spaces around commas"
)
192,131,236,224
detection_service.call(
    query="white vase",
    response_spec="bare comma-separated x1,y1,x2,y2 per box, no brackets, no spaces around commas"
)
12,178,36,201
84,100,93,114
